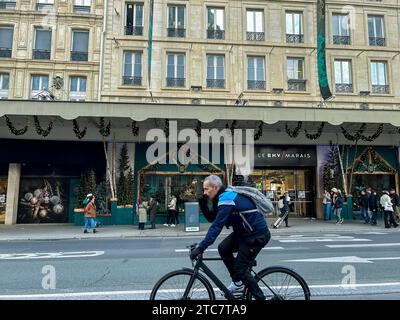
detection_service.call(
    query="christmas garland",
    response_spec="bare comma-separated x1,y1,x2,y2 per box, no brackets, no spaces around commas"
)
73,119,87,140
254,122,263,141
98,117,111,137
164,119,169,138
340,123,366,141
195,121,201,137
285,122,303,138
131,120,139,137
4,115,28,136
34,116,53,137
360,124,384,142
304,122,325,140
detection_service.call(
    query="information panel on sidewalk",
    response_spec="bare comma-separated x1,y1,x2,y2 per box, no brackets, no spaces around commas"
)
184,202,200,232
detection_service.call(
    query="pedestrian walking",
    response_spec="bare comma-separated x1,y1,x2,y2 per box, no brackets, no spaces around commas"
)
380,190,399,229
83,194,97,234
333,189,344,224
164,195,178,227
368,188,378,226
359,190,370,224
322,189,332,221
137,201,147,231
389,189,400,224
148,196,159,229
277,193,290,227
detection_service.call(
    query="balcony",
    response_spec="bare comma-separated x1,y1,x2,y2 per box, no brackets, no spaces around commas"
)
372,84,389,94
287,79,306,91
0,1,16,9
71,51,88,62
73,5,90,14
0,48,12,58
247,80,266,90
36,3,54,12
167,28,185,38
125,26,143,36
206,79,225,89
122,76,142,86
286,34,304,43
333,35,350,45
33,49,51,60
369,37,385,46
207,29,225,40
166,78,185,88
246,32,265,41
335,83,353,93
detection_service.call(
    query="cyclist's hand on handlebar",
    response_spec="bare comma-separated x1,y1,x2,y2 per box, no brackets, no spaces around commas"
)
190,246,204,260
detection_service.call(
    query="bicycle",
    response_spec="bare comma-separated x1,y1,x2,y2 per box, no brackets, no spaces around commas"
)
150,243,311,300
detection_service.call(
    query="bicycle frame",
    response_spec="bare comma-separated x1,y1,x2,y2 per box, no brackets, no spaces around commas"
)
182,255,278,300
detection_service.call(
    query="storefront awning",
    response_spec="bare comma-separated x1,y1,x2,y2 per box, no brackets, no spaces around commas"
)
1,100,400,126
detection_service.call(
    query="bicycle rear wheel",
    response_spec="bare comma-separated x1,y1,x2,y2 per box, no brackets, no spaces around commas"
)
247,266,311,300
150,269,216,300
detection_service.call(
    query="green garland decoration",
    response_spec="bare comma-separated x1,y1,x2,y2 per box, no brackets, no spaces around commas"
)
254,122,263,141
73,119,87,140
98,117,111,137
360,124,384,142
131,120,139,137
305,122,325,140
33,116,53,137
4,115,28,136
340,123,366,141
285,122,303,138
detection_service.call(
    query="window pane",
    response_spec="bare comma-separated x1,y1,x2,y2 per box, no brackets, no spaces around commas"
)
341,15,349,36
247,11,254,32
73,31,89,52
216,56,224,67
135,4,143,26
134,53,142,77
342,61,350,84
255,11,263,32
208,9,215,29
167,54,174,65
332,15,339,36
256,58,264,81
124,53,132,76
177,7,185,28
334,61,342,83
216,9,224,30
41,76,49,89
216,65,224,79
177,54,184,66
298,60,303,79
79,77,86,91
0,28,13,49
294,13,301,34
286,13,293,34
177,65,184,78
168,6,176,28
248,58,255,80
0,74,9,90
207,56,214,78
35,30,51,50
371,63,378,85
378,63,386,85
70,77,78,91
375,17,383,37
368,17,374,37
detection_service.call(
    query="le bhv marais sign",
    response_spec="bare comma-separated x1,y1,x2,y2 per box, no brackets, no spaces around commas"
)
254,146,317,167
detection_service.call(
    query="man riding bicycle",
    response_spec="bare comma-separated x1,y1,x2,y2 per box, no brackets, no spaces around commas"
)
190,175,271,300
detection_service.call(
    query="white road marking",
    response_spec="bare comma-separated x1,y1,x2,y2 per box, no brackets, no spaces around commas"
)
326,243,400,249
2,282,400,299
278,238,371,243
174,247,284,253
0,251,104,260
284,255,400,264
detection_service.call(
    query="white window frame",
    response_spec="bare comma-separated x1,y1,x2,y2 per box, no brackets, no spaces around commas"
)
207,7,224,31
332,13,349,36
69,76,87,101
368,15,384,38
34,28,52,51
207,55,225,80
334,60,352,84
31,75,49,99
168,5,185,29
286,11,303,35
287,58,304,80
247,56,265,82
74,0,91,13
72,30,89,53
370,61,387,86
0,73,9,99
166,53,185,79
0,26,13,50
125,3,144,27
123,51,142,78
246,10,264,33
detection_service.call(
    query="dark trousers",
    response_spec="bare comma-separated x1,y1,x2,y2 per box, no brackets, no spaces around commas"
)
280,208,289,226
370,210,377,225
384,211,398,227
150,211,156,228
218,230,271,300
138,222,145,230
167,210,176,225
174,210,179,224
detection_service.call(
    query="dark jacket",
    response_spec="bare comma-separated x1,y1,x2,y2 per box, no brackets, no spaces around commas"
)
360,194,369,209
199,190,268,251
390,193,399,207
368,193,378,211
334,195,343,209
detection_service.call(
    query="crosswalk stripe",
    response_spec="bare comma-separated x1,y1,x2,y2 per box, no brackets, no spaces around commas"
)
326,243,400,248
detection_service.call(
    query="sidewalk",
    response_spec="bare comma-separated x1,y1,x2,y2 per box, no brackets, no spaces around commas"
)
0,218,398,241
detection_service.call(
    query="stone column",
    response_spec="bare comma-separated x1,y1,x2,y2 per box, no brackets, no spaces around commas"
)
5,163,21,225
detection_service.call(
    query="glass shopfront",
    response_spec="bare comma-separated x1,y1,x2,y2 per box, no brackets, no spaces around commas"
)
253,145,317,217
0,178,7,224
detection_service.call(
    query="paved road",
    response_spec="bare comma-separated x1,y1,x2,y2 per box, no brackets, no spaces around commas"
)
0,231,399,300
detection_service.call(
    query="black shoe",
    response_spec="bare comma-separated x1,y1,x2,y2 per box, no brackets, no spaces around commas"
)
84,230,88,233
93,229,97,233
285,225,290,228
385,226,391,229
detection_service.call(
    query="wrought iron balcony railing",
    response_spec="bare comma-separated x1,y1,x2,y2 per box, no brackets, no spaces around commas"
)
246,32,265,41
33,49,51,60
247,80,266,90
74,5,90,13
333,35,350,45
166,78,185,87
0,1,16,9
335,83,353,93
71,51,88,61
167,28,185,38
0,48,12,58
372,84,389,94
122,76,142,86
207,29,225,40
286,34,304,43
369,37,385,46
287,79,306,91
206,79,225,88
125,26,143,36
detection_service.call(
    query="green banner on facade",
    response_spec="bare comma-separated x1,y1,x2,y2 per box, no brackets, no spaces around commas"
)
317,0,332,100
148,0,154,88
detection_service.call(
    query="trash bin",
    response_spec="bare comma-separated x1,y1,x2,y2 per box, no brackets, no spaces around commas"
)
184,202,200,232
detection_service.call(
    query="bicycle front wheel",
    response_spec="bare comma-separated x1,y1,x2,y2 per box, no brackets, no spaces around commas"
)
247,266,311,300
150,269,216,300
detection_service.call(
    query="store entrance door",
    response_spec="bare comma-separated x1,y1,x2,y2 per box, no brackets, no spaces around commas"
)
251,168,315,217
